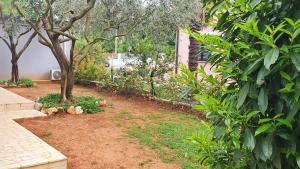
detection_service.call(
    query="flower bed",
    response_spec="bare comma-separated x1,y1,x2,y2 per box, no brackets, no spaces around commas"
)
38,93,104,115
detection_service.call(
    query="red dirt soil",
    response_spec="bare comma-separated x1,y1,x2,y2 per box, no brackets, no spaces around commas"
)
9,83,181,169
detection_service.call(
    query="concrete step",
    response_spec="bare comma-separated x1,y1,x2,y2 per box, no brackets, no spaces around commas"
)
0,88,67,169
0,87,35,112
0,117,67,169
0,109,46,120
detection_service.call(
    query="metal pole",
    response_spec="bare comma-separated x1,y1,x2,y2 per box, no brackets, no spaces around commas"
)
111,29,118,80
175,28,180,74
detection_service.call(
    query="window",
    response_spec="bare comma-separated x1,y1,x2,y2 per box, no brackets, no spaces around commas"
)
197,44,211,61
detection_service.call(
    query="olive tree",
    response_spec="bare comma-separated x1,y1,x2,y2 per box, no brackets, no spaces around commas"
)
0,3,37,82
14,0,96,101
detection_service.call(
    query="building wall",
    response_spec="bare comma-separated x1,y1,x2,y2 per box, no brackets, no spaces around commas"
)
0,27,70,80
176,29,219,76
177,30,190,67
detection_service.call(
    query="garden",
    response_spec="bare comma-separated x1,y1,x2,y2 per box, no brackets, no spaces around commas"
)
1,0,300,169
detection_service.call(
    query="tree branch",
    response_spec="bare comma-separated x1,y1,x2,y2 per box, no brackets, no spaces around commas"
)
17,31,37,59
60,0,96,32
0,36,11,49
16,27,32,46
13,2,53,48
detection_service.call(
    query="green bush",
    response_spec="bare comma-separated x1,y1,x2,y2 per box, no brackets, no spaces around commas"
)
112,69,148,95
18,79,34,87
39,93,102,114
39,93,70,110
78,62,110,82
186,0,300,168
155,74,191,102
75,96,102,114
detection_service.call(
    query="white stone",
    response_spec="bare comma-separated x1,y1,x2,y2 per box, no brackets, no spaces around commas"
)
34,103,43,111
75,106,83,114
47,107,58,116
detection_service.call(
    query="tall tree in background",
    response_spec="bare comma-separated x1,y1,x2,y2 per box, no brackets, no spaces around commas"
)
0,2,37,82
74,0,158,68
188,10,206,72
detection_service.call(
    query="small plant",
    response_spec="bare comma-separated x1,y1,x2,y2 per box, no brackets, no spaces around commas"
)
18,79,34,87
39,93,102,114
75,96,102,114
39,93,70,110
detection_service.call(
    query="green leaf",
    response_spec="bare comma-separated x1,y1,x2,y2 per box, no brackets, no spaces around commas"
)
250,0,261,8
287,101,300,121
285,18,295,27
274,154,282,169
244,58,263,75
246,111,260,121
280,71,292,81
244,128,256,151
297,155,300,167
262,136,273,159
255,123,272,136
279,83,294,93
214,126,226,139
264,48,280,70
292,27,300,40
209,1,226,16
276,119,292,129
258,88,268,113
259,118,272,124
257,67,269,85
291,53,300,72
237,82,250,109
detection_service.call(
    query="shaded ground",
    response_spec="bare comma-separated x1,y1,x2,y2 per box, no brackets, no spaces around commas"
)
9,83,187,169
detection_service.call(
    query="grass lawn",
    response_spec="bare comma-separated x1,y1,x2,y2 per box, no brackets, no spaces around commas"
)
116,111,214,169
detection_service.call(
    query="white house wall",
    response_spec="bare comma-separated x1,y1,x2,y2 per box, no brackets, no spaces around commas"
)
0,27,70,80
177,30,190,67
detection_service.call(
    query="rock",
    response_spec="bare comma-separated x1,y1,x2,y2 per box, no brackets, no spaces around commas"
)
47,107,58,116
67,106,76,115
41,107,47,114
67,106,83,115
19,84,27,88
34,102,43,111
57,107,65,114
99,100,107,107
75,106,83,114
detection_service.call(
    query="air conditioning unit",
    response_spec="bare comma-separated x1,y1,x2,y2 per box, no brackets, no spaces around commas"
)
50,69,61,80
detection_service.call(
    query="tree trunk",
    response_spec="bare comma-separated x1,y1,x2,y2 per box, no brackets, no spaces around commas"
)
51,38,73,102
60,68,68,102
66,67,74,100
10,46,19,83
49,37,77,102
188,37,199,72
188,15,204,72
11,60,19,83
66,39,76,100
150,69,156,96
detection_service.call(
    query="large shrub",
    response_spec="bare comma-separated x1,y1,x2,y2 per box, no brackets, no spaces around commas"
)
77,62,110,81
187,0,300,168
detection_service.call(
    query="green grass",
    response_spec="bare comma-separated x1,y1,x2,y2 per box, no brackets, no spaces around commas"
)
117,111,214,169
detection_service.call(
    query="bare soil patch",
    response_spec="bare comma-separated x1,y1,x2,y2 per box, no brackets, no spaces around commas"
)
9,83,182,169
